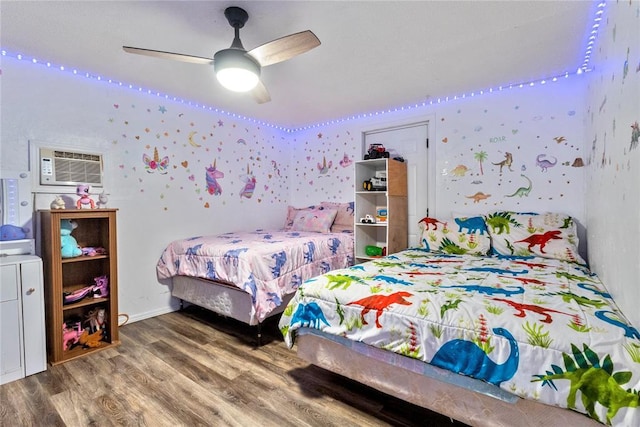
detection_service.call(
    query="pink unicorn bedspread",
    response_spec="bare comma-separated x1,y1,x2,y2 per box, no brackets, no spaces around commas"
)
157,229,354,322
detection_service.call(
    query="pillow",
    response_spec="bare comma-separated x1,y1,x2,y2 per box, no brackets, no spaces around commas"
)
321,201,355,233
418,216,490,255
283,205,317,230
291,208,338,233
484,211,585,264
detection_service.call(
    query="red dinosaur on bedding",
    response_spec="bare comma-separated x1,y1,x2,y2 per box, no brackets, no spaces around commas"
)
348,291,413,328
515,230,562,253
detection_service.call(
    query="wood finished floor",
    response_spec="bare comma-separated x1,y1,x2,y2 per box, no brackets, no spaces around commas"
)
1,306,469,427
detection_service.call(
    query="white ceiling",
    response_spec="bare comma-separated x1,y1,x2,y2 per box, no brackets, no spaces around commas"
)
2,1,593,129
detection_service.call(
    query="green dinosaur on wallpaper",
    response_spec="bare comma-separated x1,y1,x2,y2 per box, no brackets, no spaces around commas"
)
505,174,532,198
485,211,522,234
532,343,640,425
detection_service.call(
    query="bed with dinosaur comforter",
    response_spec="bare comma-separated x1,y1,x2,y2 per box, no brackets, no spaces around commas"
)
279,212,640,426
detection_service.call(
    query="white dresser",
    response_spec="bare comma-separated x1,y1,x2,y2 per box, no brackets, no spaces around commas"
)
0,254,47,384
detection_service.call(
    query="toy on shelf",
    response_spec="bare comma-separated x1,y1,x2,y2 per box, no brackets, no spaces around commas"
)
81,246,107,257
62,321,84,351
360,214,375,224
50,195,66,209
63,285,94,305
84,307,108,343
76,184,95,209
363,170,387,191
363,143,390,160
62,275,109,305
96,190,109,209
92,275,109,298
365,245,386,257
60,219,82,258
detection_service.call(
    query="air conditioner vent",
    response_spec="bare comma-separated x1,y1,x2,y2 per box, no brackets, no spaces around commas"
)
40,148,103,187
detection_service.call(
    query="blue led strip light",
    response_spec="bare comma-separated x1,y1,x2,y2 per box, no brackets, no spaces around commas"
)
0,1,605,133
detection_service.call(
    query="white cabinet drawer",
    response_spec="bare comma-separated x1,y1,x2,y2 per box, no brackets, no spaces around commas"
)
0,264,19,302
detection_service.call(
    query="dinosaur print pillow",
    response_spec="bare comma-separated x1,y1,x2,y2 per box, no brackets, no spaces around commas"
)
484,211,585,264
418,216,491,255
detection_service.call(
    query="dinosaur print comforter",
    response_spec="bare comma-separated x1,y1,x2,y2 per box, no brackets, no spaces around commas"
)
157,229,354,322
279,249,640,426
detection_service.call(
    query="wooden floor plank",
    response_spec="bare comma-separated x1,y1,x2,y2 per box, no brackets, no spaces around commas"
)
1,306,466,427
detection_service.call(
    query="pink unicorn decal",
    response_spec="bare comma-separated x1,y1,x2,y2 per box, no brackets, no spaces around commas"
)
239,164,256,199
205,159,224,196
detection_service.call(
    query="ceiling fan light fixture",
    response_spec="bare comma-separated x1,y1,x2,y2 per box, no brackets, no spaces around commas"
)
214,49,260,92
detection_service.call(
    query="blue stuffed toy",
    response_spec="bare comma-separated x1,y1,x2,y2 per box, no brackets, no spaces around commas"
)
60,219,82,258
0,224,27,241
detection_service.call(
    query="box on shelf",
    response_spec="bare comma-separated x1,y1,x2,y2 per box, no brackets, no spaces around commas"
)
375,206,388,223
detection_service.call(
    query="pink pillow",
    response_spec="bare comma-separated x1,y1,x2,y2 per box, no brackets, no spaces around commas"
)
283,205,317,230
291,208,338,233
321,201,355,233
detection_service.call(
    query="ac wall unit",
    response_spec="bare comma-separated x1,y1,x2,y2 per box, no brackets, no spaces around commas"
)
39,148,103,187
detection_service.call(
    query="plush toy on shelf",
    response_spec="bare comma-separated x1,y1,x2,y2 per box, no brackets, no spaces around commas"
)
50,195,66,209
60,219,82,258
76,184,95,209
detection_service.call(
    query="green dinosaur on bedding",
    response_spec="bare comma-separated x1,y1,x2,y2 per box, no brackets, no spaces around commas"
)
532,343,640,425
485,211,522,234
438,237,468,255
324,274,367,290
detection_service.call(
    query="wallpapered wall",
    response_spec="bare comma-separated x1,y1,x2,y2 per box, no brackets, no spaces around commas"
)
290,76,588,226
585,0,639,328
1,59,291,320
1,1,637,325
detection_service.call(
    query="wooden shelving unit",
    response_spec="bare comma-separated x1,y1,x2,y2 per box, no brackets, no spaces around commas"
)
354,159,408,262
39,209,119,365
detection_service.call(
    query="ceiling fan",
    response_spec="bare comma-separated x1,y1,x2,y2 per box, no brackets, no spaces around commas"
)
123,6,320,104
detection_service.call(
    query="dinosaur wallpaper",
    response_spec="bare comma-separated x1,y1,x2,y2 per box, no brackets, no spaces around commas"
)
584,0,640,329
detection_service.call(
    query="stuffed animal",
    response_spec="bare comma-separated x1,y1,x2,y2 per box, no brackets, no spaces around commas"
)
60,219,82,258
0,224,27,241
50,195,66,209
76,184,95,209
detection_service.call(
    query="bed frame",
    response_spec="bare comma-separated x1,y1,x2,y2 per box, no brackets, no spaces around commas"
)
171,276,293,344
295,332,602,427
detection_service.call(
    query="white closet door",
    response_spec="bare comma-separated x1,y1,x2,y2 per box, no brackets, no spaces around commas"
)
364,123,429,247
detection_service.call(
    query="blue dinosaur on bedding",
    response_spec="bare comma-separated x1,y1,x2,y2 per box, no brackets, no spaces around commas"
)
328,237,342,255
430,327,519,386
439,284,524,297
243,273,258,304
454,216,487,235
304,241,316,263
205,261,217,280
223,247,249,266
290,302,330,328
185,243,203,262
271,251,287,278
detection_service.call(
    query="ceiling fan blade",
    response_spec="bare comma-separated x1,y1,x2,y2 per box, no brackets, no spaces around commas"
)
123,46,213,65
251,80,271,104
248,30,320,67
